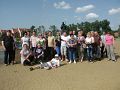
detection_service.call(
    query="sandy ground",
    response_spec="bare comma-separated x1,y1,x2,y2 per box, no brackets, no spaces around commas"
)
0,39,120,90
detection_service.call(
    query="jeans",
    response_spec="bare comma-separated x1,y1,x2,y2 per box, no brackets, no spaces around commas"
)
101,45,107,58
4,49,13,64
47,47,55,60
95,46,101,58
69,49,76,61
106,45,116,60
55,46,61,56
87,45,93,61
78,45,84,60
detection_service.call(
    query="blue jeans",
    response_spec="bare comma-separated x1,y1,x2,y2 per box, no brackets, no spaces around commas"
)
69,49,76,61
55,46,61,56
87,45,93,61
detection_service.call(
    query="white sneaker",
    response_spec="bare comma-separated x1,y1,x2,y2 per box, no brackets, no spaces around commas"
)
74,60,76,64
66,59,69,62
69,61,72,64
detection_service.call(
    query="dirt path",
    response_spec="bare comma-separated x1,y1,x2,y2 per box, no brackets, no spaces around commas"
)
0,40,120,90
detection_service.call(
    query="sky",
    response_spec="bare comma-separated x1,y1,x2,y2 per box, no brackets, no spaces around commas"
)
0,0,120,30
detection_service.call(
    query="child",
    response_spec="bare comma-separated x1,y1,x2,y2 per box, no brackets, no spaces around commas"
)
34,43,44,64
29,54,61,71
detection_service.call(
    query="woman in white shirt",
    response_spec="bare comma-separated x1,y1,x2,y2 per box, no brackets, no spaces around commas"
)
61,32,68,61
20,43,34,66
85,32,94,62
21,32,30,47
30,31,38,51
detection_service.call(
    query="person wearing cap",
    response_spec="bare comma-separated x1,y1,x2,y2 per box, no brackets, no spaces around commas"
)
29,54,61,71
2,30,14,65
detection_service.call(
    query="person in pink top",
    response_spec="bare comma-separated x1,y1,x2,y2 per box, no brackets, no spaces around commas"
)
105,32,116,61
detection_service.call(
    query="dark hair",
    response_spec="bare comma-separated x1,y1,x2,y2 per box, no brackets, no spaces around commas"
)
70,34,74,37
7,30,11,33
24,32,27,35
48,31,52,33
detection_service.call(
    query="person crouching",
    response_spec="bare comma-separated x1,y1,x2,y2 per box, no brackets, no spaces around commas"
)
34,43,44,64
20,43,34,66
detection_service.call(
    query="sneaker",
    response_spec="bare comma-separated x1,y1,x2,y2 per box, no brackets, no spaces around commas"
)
61,59,63,61
4,64,8,66
66,59,69,62
112,60,117,62
74,60,77,64
80,59,83,63
81,57,83,62
30,67,34,71
69,61,72,64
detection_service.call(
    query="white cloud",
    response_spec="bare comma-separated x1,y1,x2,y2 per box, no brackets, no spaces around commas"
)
74,16,81,20
75,4,94,13
86,13,99,19
54,1,71,9
109,8,120,15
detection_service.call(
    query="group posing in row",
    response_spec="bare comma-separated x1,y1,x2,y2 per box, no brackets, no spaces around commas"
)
2,30,116,69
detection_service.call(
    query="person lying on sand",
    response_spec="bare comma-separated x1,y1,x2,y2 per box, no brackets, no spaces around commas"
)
29,54,61,71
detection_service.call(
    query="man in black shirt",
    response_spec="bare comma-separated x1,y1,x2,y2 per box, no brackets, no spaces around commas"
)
2,30,14,65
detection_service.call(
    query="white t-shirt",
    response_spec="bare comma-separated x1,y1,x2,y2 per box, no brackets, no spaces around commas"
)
20,49,30,64
21,36,30,47
46,58,60,67
30,36,38,47
85,37,94,44
67,35,77,40
61,35,68,46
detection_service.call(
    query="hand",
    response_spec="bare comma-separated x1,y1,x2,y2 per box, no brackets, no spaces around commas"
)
3,47,6,51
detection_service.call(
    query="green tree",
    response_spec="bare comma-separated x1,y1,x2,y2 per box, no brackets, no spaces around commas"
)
30,25,35,32
49,25,58,36
100,19,112,33
92,20,101,33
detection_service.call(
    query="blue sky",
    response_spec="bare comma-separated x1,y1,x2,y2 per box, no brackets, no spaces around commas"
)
0,0,120,30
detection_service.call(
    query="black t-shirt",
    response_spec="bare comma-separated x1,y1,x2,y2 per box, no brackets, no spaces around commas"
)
3,36,14,50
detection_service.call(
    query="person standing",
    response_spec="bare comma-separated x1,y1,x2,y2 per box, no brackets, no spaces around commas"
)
47,31,55,60
101,32,107,58
77,31,85,62
11,33,17,64
67,34,77,64
30,31,38,51
61,32,68,61
2,30,14,65
21,32,30,47
85,32,94,62
37,34,46,49
94,32,101,61
105,32,116,61
55,31,61,58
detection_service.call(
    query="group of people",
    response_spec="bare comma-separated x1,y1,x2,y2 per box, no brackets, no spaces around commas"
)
1,29,116,70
